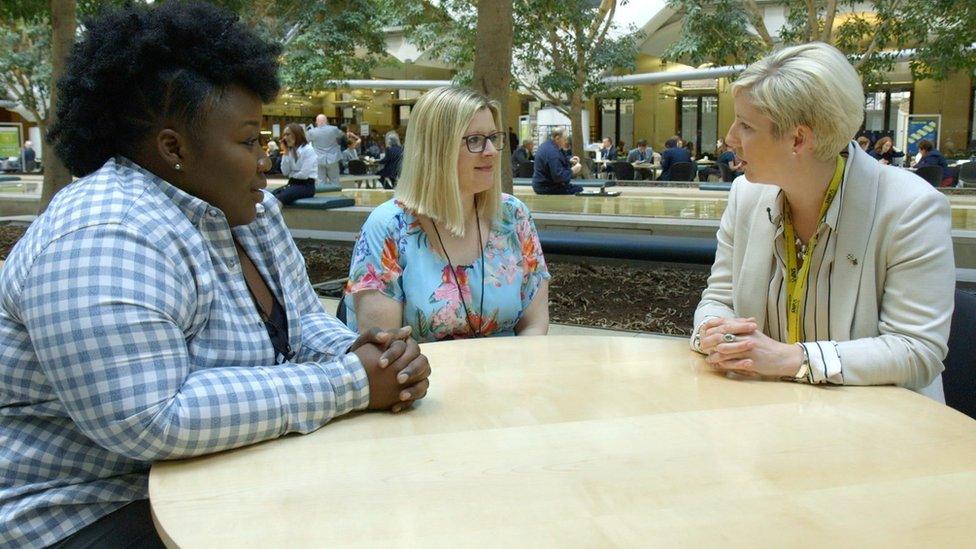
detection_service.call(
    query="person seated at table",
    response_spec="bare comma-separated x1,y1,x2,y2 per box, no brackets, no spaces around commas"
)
626,139,654,163
700,140,742,182
376,130,403,189
913,139,949,184
346,86,550,342
272,123,317,205
658,137,692,181
0,3,432,547
868,136,905,165
598,137,616,175
340,134,361,174
533,126,583,195
627,139,655,180
691,42,952,400
512,138,535,175
856,135,870,152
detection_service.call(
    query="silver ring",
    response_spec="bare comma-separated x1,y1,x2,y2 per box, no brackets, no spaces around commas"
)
722,333,736,343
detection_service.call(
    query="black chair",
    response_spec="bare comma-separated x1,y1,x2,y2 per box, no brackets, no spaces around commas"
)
348,159,368,175
718,162,736,182
959,162,976,188
335,294,347,324
515,161,534,178
945,165,959,187
943,290,976,419
914,165,942,187
669,161,696,182
610,161,635,181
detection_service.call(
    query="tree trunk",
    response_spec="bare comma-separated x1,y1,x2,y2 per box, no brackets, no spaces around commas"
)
569,92,589,178
38,0,75,214
471,0,514,194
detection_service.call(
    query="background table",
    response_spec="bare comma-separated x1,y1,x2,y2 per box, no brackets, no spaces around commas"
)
150,336,976,547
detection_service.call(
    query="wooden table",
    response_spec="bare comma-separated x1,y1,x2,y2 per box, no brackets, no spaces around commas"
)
150,336,976,547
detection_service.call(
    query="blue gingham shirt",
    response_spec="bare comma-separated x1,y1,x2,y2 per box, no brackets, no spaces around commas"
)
0,157,368,547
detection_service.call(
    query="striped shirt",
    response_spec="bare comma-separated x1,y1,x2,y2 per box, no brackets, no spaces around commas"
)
765,186,845,384
0,157,368,547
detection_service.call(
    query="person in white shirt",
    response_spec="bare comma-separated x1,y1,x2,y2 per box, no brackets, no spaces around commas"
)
273,123,317,205
306,114,343,185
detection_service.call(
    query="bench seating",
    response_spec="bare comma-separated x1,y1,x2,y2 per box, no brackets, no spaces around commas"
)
314,182,343,193
538,230,717,265
698,183,731,192
291,197,355,210
512,178,614,188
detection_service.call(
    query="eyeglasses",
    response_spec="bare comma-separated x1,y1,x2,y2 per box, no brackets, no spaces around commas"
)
462,132,504,153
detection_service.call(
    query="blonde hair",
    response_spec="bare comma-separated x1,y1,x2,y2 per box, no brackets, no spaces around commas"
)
394,86,502,237
731,42,863,161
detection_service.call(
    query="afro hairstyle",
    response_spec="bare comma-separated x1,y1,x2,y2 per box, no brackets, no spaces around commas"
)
48,1,281,177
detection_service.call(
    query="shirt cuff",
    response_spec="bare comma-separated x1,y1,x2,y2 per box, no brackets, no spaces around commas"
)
801,341,844,385
322,352,371,416
690,315,720,353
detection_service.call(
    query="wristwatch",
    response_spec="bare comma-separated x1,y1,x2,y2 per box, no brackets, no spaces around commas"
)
793,343,812,383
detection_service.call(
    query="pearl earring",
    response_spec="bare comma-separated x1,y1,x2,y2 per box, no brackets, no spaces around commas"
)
174,163,182,171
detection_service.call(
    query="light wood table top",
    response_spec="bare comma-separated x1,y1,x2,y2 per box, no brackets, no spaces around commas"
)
150,335,976,547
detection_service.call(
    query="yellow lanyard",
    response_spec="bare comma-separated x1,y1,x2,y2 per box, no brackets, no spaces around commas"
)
782,156,845,343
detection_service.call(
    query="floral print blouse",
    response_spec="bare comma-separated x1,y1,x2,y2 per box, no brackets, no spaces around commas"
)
345,194,550,342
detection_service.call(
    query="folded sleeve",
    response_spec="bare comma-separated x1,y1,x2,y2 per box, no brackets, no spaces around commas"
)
830,191,953,389
19,225,368,462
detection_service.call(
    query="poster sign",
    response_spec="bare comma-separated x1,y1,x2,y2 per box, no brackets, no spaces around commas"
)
0,124,22,158
905,115,940,156
360,123,369,137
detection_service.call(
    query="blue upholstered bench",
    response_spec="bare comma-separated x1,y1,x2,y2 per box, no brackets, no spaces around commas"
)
698,183,732,192
314,182,343,193
290,197,355,209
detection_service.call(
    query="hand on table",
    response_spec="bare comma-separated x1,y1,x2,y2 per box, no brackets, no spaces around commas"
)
701,318,803,379
350,327,431,413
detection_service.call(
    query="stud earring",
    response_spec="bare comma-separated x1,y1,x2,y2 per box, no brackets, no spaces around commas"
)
174,163,183,171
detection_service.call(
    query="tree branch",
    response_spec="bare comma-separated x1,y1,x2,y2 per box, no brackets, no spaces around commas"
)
804,0,817,42
821,0,838,42
742,0,774,46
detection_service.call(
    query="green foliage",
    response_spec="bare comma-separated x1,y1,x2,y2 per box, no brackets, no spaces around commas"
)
0,16,52,123
663,0,766,67
388,0,642,111
213,0,394,91
665,0,976,85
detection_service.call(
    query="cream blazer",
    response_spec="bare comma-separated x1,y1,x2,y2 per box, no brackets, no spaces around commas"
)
694,143,954,399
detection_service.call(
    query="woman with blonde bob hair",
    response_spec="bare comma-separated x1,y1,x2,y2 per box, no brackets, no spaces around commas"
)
345,86,550,341
691,42,953,401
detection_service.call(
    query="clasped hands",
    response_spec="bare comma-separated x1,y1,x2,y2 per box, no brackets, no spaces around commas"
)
349,326,430,413
699,317,804,380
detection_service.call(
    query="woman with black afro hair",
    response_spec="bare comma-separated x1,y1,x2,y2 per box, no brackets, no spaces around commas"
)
0,2,429,546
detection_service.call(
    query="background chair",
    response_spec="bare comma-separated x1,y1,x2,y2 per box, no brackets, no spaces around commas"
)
718,162,736,182
515,161,534,178
669,161,696,182
959,161,976,188
914,165,942,187
610,161,635,181
943,290,976,420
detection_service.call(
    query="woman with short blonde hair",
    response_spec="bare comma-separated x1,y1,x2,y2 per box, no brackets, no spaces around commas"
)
692,42,953,400
346,86,550,342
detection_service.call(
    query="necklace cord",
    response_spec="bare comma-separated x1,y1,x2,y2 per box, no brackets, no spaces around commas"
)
431,203,486,338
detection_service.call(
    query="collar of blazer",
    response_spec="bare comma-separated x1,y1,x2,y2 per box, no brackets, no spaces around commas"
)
739,141,880,336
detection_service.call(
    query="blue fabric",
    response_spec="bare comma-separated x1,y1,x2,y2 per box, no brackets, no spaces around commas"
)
917,150,948,181
345,194,550,342
659,147,693,180
377,145,403,180
0,158,368,547
532,139,575,193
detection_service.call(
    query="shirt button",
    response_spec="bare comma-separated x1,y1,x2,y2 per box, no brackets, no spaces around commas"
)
207,208,219,218
228,258,238,268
